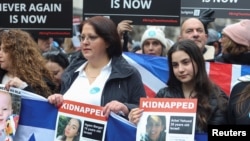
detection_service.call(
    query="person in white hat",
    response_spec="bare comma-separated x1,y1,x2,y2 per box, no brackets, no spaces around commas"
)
140,27,168,57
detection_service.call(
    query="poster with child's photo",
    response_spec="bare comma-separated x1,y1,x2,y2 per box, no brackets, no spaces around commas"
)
0,85,21,141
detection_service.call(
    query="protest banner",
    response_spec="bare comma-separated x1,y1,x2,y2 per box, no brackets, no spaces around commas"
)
83,0,180,26
0,0,72,37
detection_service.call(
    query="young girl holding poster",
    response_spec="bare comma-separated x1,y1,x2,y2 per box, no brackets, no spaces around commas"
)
129,39,228,133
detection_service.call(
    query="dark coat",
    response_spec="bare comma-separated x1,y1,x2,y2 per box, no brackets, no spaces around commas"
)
215,52,250,65
228,79,250,124
60,52,146,117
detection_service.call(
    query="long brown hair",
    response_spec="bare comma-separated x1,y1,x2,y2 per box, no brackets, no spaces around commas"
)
235,84,250,118
167,40,228,131
0,29,57,97
222,34,249,55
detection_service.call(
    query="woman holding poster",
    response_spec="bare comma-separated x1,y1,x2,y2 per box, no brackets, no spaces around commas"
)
129,39,228,133
48,16,146,119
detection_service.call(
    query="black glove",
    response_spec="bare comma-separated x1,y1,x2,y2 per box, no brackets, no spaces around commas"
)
199,9,215,25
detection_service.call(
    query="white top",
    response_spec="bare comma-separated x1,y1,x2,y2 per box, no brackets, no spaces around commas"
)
204,45,215,60
63,60,112,106
2,74,12,84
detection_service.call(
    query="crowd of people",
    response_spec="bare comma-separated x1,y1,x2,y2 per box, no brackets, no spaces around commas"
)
0,15,250,140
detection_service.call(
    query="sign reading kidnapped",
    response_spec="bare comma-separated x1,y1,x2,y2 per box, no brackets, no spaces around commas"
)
83,0,180,26
0,0,72,37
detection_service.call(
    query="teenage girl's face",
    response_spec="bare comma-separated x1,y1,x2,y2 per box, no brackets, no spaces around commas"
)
64,118,80,138
171,50,197,84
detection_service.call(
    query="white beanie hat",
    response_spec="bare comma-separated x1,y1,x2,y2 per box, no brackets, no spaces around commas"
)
141,27,167,48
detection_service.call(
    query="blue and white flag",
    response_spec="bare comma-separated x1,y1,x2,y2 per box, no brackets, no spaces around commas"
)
14,98,57,141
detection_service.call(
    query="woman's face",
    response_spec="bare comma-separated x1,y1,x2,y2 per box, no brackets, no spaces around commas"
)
146,116,164,141
45,61,64,86
171,50,197,85
219,32,231,54
0,44,12,71
80,23,109,60
143,39,163,56
64,118,80,138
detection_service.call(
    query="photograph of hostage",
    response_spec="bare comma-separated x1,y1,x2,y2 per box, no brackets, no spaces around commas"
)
140,115,166,141
56,117,82,141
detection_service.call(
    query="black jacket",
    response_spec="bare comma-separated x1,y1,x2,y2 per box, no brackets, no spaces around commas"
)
228,77,250,124
60,52,146,116
215,52,250,65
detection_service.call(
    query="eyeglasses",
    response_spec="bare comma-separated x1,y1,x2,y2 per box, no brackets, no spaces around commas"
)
78,35,99,42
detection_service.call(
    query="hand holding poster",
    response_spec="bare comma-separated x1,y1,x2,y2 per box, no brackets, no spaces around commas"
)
136,98,197,141
55,100,108,141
